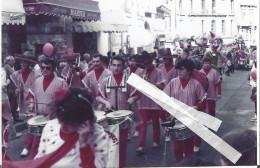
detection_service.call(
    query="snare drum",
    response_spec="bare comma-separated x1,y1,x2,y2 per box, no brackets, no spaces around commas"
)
95,111,107,127
106,110,133,129
168,120,195,140
27,115,49,136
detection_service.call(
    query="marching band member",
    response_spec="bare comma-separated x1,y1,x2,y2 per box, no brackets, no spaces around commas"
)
3,88,109,168
96,56,139,167
157,48,178,142
125,55,142,137
135,51,166,154
22,57,68,159
61,49,87,88
200,58,221,117
10,51,38,157
82,53,112,109
162,59,206,162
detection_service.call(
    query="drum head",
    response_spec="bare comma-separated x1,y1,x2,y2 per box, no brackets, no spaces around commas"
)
28,115,48,125
174,120,185,128
94,111,106,116
96,114,106,122
106,110,132,118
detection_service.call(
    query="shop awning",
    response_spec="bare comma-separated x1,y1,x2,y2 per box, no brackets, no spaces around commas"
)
70,10,129,33
1,0,26,25
23,0,100,21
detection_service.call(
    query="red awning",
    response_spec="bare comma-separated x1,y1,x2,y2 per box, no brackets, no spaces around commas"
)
23,0,100,21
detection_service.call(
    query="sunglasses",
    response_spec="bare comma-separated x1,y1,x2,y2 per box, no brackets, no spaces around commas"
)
41,66,51,70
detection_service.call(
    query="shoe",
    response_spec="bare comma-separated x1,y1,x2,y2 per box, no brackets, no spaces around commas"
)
165,135,171,142
251,117,257,121
136,147,145,154
152,142,159,148
194,146,200,153
133,131,139,137
21,148,29,157
15,132,22,138
161,120,175,127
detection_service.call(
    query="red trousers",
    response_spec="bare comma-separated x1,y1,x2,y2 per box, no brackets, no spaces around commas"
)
193,100,216,148
173,136,194,162
119,128,129,168
138,109,160,146
24,115,41,159
207,100,216,117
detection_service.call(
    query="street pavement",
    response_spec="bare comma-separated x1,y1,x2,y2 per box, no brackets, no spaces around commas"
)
6,69,257,167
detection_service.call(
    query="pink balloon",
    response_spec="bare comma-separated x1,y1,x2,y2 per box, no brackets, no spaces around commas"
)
43,43,54,57
250,69,257,82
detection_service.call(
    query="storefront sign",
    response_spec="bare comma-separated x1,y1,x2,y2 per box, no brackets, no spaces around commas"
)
70,9,85,18
2,12,25,25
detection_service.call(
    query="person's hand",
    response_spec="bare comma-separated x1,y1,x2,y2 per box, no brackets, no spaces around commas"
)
127,97,135,105
97,104,103,110
104,101,112,111
217,95,221,99
15,88,20,96
28,103,34,112
78,120,93,148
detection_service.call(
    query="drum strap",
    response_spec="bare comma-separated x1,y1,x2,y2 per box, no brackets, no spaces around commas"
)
106,75,127,93
106,76,112,93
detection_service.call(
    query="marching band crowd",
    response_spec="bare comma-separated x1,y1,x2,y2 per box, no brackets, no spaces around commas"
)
1,31,257,167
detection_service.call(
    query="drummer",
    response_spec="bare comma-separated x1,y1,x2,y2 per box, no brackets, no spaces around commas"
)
157,48,178,142
96,56,139,168
10,51,38,157
23,57,68,159
3,88,109,168
162,59,206,162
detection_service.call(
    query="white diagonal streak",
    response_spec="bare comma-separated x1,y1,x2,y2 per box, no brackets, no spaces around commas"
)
127,73,242,164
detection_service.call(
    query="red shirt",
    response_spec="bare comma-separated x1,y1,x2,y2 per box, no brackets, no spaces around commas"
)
21,69,32,84
113,72,123,86
164,64,174,73
95,67,104,81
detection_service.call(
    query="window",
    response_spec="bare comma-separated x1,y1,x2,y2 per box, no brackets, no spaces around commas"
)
231,20,233,35
202,20,204,33
202,0,205,13
212,0,216,13
231,0,234,13
222,20,226,35
191,0,193,13
179,0,182,14
211,20,216,33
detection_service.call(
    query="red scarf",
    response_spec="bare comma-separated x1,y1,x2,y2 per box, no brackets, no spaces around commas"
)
3,130,79,168
145,65,155,78
203,68,211,75
180,78,190,89
130,66,138,73
43,74,55,92
95,67,104,81
113,72,124,86
164,64,174,73
21,69,32,84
